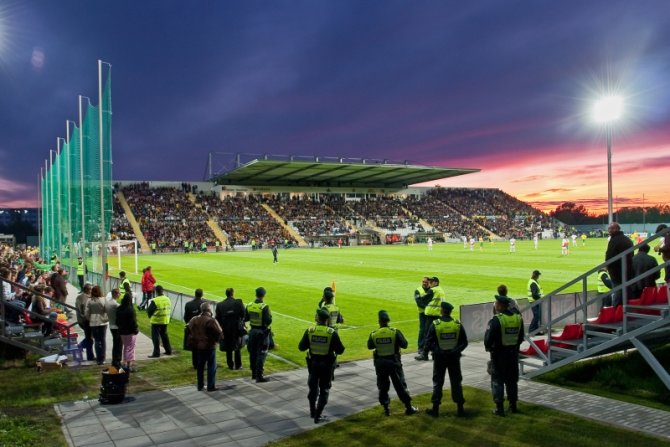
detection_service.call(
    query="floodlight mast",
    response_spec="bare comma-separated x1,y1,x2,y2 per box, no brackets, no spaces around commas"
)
593,95,623,225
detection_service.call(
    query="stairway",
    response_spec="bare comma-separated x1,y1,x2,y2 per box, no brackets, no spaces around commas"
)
116,191,150,253
401,206,434,232
261,203,308,247
518,227,670,389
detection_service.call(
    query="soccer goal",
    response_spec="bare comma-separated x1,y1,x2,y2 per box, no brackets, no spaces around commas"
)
90,239,138,275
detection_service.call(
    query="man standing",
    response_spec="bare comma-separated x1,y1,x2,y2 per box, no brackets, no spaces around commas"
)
105,288,122,368
509,237,516,253
632,244,660,297
298,308,345,424
184,289,205,369
271,244,279,264
76,256,87,291
606,222,634,307
485,293,524,416
368,310,419,416
51,267,68,306
533,234,539,250
140,266,156,310
119,271,131,296
245,287,272,382
416,276,444,361
320,289,343,328
215,288,246,370
527,270,543,334
597,268,613,308
414,276,431,355
147,285,172,358
187,302,223,392
422,301,468,418
654,224,670,283
75,283,95,362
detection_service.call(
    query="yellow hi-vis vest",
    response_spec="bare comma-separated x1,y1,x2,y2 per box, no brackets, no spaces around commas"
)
597,271,610,293
150,295,171,325
371,326,397,357
416,286,428,313
120,278,131,293
527,279,543,302
497,313,522,346
424,286,445,316
322,303,340,328
246,301,267,327
308,324,334,356
434,319,460,351
77,262,85,276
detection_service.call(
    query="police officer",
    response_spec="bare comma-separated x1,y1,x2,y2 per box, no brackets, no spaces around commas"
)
414,276,431,355
245,287,272,382
368,310,419,416
298,308,345,423
484,292,524,416
147,285,173,358
76,256,87,291
415,276,444,361
320,289,343,328
527,270,543,333
422,301,468,417
119,271,131,297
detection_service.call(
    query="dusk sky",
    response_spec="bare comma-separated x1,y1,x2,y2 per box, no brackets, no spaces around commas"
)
1,1,669,213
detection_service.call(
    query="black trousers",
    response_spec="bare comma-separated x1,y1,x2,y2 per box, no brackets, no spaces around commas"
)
247,328,269,377
110,328,122,368
308,358,333,413
431,352,464,405
374,357,411,407
151,324,172,356
490,350,519,404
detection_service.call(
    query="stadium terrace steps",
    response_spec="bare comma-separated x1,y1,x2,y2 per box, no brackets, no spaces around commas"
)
116,191,150,253
261,203,308,247
401,205,434,232
205,219,229,246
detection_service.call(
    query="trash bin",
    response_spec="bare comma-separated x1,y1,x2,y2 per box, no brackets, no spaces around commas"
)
99,368,129,404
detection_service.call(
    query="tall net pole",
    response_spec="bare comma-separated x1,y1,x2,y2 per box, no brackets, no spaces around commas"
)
98,60,108,291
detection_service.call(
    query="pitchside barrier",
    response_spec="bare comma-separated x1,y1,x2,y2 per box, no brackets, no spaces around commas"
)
460,291,601,341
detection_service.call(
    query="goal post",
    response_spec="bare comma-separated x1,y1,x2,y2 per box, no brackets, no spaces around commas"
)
90,239,138,275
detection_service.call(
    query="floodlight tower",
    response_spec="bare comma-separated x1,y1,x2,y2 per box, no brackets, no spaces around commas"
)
593,95,623,225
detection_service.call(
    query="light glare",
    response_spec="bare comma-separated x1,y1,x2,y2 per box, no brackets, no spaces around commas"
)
593,95,624,123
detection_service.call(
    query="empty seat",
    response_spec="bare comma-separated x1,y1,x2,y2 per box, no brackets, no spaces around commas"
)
655,285,668,305
629,287,658,306
587,306,616,324
613,305,623,322
520,339,548,356
551,323,583,341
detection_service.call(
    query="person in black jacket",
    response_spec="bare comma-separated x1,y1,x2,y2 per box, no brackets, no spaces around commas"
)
215,288,246,370
245,287,272,382
605,222,634,306
184,289,205,369
117,284,139,372
632,244,660,297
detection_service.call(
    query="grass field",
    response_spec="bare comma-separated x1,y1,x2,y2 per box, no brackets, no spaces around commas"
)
114,238,617,364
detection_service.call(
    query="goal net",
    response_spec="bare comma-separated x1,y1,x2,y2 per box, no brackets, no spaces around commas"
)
89,239,138,275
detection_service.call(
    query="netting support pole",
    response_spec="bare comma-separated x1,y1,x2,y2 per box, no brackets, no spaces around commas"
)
56,139,63,260
98,59,108,293
65,124,74,272
49,150,55,259
44,160,49,257
38,170,42,256
134,240,138,274
78,96,87,259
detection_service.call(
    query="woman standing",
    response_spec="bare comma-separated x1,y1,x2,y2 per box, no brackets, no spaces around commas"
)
139,266,156,310
117,284,139,372
86,285,108,365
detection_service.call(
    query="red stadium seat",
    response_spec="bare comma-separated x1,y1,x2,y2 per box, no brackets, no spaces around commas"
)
613,305,623,322
587,306,616,324
520,339,548,356
551,323,583,341
655,285,668,305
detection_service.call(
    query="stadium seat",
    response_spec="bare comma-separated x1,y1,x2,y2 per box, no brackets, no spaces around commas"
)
551,323,583,341
629,287,657,306
655,285,668,305
587,306,616,324
613,305,623,323
520,339,548,356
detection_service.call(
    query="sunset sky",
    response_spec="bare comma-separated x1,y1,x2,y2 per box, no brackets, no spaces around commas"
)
1,1,669,214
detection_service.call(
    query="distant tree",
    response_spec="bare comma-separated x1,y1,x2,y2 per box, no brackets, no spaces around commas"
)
611,205,670,224
0,211,37,244
549,202,597,225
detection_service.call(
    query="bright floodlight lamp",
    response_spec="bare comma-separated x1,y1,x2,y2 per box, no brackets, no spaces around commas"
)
593,95,623,123
594,95,624,225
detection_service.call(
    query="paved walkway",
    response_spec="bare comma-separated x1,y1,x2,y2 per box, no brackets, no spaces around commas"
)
55,336,670,447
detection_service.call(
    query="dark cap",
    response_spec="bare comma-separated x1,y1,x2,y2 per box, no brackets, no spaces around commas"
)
255,287,266,297
441,301,454,312
323,290,334,300
378,310,391,321
316,308,330,321
532,270,541,276
430,276,440,283
323,286,333,294
495,294,511,305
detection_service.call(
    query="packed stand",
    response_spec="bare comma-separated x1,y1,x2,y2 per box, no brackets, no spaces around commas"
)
122,183,215,252
347,196,423,232
265,195,352,239
110,194,135,241
403,195,484,240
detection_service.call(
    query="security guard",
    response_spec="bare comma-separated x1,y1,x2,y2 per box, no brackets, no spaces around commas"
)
150,241,157,254
298,308,345,423
415,276,444,361
527,270,543,333
597,267,613,308
76,256,87,291
422,301,468,417
320,289,343,328
119,271,131,298
245,287,272,382
147,285,173,358
484,292,524,416
414,276,431,355
368,310,419,416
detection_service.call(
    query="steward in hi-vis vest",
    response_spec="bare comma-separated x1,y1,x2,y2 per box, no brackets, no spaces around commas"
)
298,308,345,424
527,270,543,334
245,287,272,383
416,276,444,361
368,310,418,417
484,292,524,417
414,276,432,354
422,301,468,418
76,256,87,291
147,285,173,358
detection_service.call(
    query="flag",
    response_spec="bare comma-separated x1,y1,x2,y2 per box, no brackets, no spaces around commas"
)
331,280,336,293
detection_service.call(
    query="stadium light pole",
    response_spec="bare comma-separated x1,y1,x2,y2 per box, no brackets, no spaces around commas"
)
593,95,624,225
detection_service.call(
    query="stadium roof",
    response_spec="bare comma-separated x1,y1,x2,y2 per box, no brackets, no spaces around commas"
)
212,157,480,188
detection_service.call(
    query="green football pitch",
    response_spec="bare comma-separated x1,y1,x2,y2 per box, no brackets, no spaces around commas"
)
115,238,616,364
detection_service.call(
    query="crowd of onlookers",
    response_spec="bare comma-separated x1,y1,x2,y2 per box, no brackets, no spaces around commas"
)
112,184,561,247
